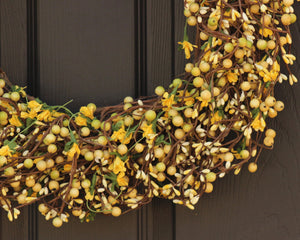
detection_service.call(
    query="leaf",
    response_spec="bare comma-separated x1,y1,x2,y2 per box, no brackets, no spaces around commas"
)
125,124,138,139
34,98,43,104
109,151,127,161
155,134,165,145
27,188,33,197
251,108,260,119
69,130,77,143
64,141,73,152
183,21,189,41
200,42,208,50
218,109,225,118
89,173,97,195
4,140,17,153
104,173,118,192
112,120,123,131
173,105,193,111
208,36,213,48
170,85,179,96
151,111,164,133
264,82,271,88
23,118,35,134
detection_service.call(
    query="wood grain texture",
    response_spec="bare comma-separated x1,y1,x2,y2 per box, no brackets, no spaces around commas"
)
36,1,138,239
146,1,175,240
174,0,186,77
0,0,27,86
146,0,173,94
38,0,135,111
0,1,29,240
175,4,300,240
37,211,137,240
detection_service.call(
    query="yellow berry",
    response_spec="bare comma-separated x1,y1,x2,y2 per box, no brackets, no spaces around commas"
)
248,162,257,173
172,115,184,127
157,172,166,182
199,61,210,72
240,81,251,91
267,40,276,50
187,16,197,26
274,101,284,112
265,129,276,138
201,90,211,101
264,136,274,146
250,99,260,109
154,147,165,159
240,150,250,159
223,59,233,68
191,67,201,77
174,128,185,139
52,217,63,228
185,63,194,72
268,108,277,118
156,162,166,172
193,77,203,88
145,110,156,122
189,3,199,13
234,49,244,59
205,182,213,193
206,172,216,182
135,143,145,153
200,32,209,41
155,86,165,96
117,144,128,155
281,14,291,25
224,152,234,162
265,96,276,107
36,160,47,171
167,166,176,175
112,207,122,217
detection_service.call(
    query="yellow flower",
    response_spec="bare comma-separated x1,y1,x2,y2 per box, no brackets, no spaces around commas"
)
196,97,209,111
111,125,132,144
117,172,129,187
259,28,273,38
75,115,87,126
109,157,126,175
9,115,23,127
210,111,222,124
63,164,72,172
37,110,54,122
141,122,154,138
0,145,12,157
21,110,38,119
80,106,94,119
227,71,238,83
67,143,80,160
161,92,176,111
52,111,64,118
85,189,94,201
178,41,197,59
177,91,195,106
28,100,42,111
251,114,266,132
0,101,14,112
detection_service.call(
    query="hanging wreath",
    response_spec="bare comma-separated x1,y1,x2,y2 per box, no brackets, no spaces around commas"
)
0,0,298,227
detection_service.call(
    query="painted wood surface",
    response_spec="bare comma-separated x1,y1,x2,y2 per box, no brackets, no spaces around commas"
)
0,1,299,240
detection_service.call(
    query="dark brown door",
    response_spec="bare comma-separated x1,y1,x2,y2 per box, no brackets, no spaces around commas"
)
0,1,299,239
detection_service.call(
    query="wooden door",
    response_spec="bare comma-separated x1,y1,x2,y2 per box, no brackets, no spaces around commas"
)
0,1,299,239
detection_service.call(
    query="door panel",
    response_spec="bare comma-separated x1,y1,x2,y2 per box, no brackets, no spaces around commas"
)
38,0,136,110
1,1,300,240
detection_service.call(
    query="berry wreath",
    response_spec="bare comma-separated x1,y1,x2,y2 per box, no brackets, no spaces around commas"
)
0,0,298,228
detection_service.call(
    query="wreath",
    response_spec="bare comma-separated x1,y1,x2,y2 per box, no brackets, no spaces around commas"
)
0,0,298,227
